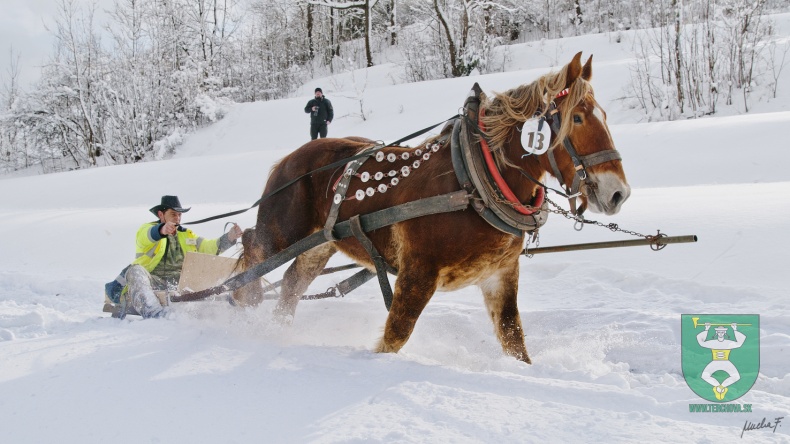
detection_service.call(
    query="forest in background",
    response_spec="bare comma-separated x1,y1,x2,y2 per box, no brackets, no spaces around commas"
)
1,0,788,173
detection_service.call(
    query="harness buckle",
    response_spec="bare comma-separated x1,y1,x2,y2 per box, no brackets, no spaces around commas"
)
574,164,588,180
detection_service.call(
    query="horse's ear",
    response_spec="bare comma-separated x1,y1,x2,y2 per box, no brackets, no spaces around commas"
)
582,55,593,81
470,82,483,98
565,52,584,88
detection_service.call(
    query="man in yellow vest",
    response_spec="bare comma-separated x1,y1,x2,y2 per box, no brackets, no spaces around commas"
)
105,195,242,319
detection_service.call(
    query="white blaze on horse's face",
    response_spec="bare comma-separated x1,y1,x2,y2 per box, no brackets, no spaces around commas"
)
581,102,631,216
592,105,606,125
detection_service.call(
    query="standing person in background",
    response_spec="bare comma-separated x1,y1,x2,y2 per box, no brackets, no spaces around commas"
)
304,87,334,140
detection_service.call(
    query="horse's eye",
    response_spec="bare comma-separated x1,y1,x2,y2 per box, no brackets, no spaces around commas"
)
573,115,582,124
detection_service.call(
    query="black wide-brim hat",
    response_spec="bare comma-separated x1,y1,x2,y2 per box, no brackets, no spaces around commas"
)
149,195,191,216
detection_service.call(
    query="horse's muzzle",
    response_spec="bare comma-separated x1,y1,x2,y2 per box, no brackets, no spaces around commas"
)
585,172,631,215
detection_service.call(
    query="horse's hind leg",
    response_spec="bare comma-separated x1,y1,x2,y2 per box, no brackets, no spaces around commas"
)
232,228,267,307
375,262,439,353
274,242,337,321
480,265,531,363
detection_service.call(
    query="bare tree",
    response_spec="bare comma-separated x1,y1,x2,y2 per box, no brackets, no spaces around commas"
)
0,47,25,171
309,0,379,67
628,0,779,120
768,40,790,98
387,0,397,45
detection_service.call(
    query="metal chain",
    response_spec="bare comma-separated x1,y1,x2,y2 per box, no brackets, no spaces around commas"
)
543,195,667,250
523,230,541,258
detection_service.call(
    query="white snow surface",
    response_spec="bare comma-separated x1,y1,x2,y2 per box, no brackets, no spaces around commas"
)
1,18,790,443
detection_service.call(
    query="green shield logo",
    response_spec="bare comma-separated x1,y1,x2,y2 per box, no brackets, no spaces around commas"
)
682,314,760,402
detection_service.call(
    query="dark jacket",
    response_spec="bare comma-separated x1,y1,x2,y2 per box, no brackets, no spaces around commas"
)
304,96,334,125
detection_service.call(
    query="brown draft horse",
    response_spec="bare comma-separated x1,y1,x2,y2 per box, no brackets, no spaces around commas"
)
234,52,630,363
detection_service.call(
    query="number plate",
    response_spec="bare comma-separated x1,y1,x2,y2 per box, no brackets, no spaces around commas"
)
520,118,551,155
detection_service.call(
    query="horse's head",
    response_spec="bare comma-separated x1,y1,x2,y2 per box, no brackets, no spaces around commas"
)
479,52,629,216
542,52,630,215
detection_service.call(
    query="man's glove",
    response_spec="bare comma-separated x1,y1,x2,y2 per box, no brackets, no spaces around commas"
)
228,223,243,242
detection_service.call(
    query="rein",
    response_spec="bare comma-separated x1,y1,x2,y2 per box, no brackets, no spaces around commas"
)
182,115,458,227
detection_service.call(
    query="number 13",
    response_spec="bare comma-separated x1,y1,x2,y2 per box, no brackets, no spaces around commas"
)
526,131,545,150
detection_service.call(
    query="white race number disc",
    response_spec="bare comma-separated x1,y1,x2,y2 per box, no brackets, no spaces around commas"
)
520,118,551,155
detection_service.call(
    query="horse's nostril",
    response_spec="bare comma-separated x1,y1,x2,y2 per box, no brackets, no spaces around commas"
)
611,191,622,206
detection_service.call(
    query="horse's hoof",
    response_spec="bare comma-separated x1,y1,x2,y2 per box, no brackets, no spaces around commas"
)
272,306,295,325
511,350,532,364
374,339,401,354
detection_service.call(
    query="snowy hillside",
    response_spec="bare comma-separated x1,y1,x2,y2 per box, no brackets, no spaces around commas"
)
1,17,789,443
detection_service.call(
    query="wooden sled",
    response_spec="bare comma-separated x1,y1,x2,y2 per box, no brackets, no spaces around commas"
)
103,252,238,317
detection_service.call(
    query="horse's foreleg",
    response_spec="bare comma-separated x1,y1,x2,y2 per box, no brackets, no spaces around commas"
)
274,243,337,321
480,266,531,364
375,265,438,354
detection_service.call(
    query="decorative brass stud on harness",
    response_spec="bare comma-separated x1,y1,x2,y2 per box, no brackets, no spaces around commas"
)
344,142,444,201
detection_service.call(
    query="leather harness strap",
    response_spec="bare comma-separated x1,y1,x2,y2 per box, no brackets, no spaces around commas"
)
322,134,454,309
173,190,471,303
324,148,373,241
349,215,394,311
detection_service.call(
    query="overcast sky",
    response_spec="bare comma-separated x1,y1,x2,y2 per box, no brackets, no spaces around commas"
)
0,0,114,90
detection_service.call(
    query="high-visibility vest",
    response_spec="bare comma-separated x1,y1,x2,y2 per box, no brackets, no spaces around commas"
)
132,222,220,272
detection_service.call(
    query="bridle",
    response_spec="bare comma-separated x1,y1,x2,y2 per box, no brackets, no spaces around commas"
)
475,88,623,218
543,89,623,216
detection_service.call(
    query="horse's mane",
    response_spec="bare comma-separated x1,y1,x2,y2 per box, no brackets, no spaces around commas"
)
479,63,595,158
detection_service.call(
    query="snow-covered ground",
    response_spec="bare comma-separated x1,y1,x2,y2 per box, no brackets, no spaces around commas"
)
1,16,789,443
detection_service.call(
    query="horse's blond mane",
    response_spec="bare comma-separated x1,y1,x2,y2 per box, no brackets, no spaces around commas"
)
479,63,595,159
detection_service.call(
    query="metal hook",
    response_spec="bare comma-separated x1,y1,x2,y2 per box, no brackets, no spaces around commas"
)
648,230,668,251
